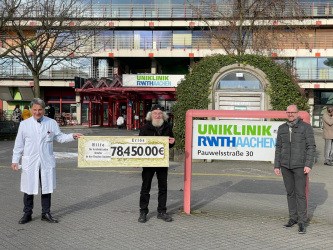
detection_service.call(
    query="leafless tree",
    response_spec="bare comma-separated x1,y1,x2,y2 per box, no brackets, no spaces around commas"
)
188,0,310,56
0,0,38,59
2,0,102,97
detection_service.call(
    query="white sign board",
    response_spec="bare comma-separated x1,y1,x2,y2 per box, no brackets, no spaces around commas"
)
192,120,284,161
122,74,184,87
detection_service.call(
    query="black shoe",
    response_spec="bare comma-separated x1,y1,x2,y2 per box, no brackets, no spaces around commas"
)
298,223,306,234
138,213,147,223
19,214,32,224
157,212,173,222
41,213,58,223
324,162,333,166
284,219,297,227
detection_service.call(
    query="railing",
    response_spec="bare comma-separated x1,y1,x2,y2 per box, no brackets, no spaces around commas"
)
17,2,333,19
0,65,332,82
2,32,333,52
296,68,333,81
0,67,114,80
93,34,333,51
0,121,19,138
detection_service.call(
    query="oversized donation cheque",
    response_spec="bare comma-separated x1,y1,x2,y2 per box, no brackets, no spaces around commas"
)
78,136,169,167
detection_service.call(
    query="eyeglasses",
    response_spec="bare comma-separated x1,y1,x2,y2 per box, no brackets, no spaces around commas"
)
286,112,297,114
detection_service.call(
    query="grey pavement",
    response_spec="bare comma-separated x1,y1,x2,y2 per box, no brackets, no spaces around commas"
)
0,126,333,249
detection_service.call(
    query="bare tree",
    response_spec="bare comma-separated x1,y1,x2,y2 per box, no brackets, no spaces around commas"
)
0,0,38,59
0,0,20,46
2,0,101,97
188,0,309,56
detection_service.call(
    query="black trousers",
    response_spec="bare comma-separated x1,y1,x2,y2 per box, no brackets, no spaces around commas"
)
23,193,51,215
23,170,51,215
281,167,308,224
139,167,168,214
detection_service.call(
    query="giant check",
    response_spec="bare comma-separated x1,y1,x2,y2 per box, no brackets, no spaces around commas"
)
78,136,169,167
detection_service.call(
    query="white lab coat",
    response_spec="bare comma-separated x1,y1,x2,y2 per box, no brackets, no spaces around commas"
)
12,116,75,195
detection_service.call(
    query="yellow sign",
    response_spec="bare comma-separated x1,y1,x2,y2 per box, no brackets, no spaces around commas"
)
78,136,169,167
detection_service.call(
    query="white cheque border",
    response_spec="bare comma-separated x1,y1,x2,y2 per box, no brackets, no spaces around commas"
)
78,136,169,167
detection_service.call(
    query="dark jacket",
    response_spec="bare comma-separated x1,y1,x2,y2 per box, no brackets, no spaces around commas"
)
47,107,55,119
139,121,174,149
274,119,316,169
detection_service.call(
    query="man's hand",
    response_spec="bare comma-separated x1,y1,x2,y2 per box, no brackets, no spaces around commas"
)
169,137,175,144
11,163,19,171
304,166,311,174
274,168,280,176
73,133,84,140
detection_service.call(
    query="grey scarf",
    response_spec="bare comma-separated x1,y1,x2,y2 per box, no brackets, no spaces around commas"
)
286,118,299,128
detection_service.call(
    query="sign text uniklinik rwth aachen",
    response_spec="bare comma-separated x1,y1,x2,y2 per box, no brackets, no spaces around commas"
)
122,74,184,88
192,120,283,161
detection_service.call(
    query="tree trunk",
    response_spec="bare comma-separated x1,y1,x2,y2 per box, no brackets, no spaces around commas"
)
33,74,40,98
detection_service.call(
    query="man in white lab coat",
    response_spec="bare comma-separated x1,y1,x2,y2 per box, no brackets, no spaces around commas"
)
11,98,83,224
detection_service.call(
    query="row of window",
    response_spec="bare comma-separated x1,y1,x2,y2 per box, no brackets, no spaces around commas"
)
16,0,333,19
0,57,332,81
3,29,333,52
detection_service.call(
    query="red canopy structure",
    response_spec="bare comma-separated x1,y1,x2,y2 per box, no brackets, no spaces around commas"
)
76,77,176,129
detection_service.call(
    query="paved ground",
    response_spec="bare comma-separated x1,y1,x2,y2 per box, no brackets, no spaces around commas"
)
0,125,332,249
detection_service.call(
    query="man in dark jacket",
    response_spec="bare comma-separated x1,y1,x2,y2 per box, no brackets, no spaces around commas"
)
138,104,175,223
47,104,55,119
274,105,316,234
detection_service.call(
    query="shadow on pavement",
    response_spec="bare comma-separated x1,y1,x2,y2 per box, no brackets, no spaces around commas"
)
53,185,141,218
228,179,286,195
308,182,328,219
228,179,327,218
166,179,327,219
166,181,233,213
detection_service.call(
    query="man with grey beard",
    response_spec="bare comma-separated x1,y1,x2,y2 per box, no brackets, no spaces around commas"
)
138,104,175,223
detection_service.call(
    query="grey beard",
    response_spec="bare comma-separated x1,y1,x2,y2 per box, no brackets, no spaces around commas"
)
152,119,164,127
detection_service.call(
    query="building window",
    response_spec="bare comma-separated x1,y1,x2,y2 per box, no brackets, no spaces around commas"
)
44,88,76,117
313,90,333,128
153,31,172,49
295,57,333,81
314,91,333,105
134,31,153,49
217,71,263,90
173,31,192,49
114,31,133,49
81,103,89,124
